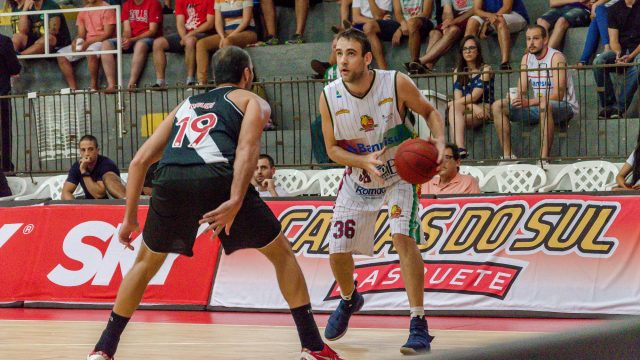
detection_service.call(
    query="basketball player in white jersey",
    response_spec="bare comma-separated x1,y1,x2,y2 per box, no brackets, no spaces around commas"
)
491,24,578,165
319,28,445,355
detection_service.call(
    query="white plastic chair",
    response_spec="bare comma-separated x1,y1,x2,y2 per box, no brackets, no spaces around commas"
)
459,165,484,185
305,168,345,196
272,169,308,196
120,173,128,185
15,174,84,200
539,161,619,192
0,177,28,201
480,164,547,193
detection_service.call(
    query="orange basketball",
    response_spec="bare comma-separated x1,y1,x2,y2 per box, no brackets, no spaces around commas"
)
395,139,439,184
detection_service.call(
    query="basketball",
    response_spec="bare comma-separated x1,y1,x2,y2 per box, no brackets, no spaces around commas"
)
395,139,439,184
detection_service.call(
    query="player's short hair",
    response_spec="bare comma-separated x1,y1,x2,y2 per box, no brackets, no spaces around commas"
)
445,143,460,161
259,154,275,167
213,46,253,85
526,24,547,38
79,134,99,148
336,28,372,56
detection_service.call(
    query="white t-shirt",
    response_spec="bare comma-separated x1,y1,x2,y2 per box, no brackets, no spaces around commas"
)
257,186,290,197
353,0,393,19
441,0,473,13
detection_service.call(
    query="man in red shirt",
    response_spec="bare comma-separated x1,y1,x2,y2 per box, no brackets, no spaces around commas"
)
152,0,215,87
101,0,163,91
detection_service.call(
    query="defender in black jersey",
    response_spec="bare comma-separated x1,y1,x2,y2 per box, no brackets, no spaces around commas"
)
87,46,342,360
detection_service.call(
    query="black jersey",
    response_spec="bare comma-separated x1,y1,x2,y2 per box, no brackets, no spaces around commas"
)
159,86,245,167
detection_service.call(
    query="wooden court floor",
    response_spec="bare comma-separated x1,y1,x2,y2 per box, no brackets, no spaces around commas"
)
0,309,606,359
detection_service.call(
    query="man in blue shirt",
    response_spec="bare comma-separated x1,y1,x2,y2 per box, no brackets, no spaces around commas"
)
62,135,125,200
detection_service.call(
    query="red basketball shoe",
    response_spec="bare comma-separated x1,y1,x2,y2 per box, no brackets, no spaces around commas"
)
300,344,343,360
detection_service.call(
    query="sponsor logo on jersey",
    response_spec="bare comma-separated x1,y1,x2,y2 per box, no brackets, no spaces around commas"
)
189,102,216,110
378,97,393,106
354,184,386,197
336,90,342,99
390,204,402,218
335,109,350,116
360,115,378,132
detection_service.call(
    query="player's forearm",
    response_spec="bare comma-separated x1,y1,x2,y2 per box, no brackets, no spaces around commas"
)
327,145,368,169
425,110,445,142
124,158,147,221
230,144,260,203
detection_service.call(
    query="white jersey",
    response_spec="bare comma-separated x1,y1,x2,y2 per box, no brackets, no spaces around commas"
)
323,70,415,189
525,48,579,114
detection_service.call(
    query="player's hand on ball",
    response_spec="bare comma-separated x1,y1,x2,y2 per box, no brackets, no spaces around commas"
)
118,220,139,251
200,199,242,238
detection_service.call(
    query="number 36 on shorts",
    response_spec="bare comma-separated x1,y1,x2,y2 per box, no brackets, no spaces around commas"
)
333,219,356,239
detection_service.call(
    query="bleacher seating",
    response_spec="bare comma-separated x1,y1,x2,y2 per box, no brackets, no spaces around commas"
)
459,165,484,185
480,164,548,193
0,177,28,201
14,175,84,201
273,169,308,196
539,161,619,192
304,168,345,196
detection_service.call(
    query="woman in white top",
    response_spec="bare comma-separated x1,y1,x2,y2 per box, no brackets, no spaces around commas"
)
614,138,640,190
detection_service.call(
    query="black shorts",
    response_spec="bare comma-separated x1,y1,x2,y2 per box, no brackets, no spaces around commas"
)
377,17,433,41
164,33,211,53
143,163,281,256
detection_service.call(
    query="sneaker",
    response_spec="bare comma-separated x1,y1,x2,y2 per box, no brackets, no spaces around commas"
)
300,344,343,360
458,147,469,159
497,154,519,166
399,316,435,355
539,159,549,168
87,351,113,360
408,61,429,75
324,284,364,341
286,34,305,45
252,35,280,47
598,107,623,119
150,83,167,91
500,62,512,71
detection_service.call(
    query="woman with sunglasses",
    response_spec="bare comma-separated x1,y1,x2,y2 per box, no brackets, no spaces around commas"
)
446,35,494,158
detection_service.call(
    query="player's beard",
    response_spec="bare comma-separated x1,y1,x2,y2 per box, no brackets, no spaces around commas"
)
343,66,367,84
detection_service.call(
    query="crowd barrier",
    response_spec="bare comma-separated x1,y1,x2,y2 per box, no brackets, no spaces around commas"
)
1,193,639,316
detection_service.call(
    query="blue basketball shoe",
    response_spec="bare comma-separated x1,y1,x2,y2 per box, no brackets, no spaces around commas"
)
399,316,435,355
324,286,364,341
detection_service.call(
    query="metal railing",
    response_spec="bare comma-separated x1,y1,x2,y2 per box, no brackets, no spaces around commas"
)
2,63,640,174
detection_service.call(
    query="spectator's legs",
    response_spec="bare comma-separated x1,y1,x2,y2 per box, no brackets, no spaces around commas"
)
294,0,309,36
103,172,126,199
128,41,151,89
548,17,569,50
419,26,461,69
407,17,423,62
579,19,600,64
539,100,554,160
221,31,259,49
152,37,169,85
88,55,100,90
196,34,222,85
339,0,352,28
618,55,640,112
464,17,481,37
0,99,11,172
261,0,277,38
12,33,27,52
594,4,609,49
101,40,117,90
536,17,551,35
491,99,512,157
21,34,57,55
363,20,387,69
57,56,78,90
183,36,198,81
447,101,466,148
593,51,618,109
495,16,511,65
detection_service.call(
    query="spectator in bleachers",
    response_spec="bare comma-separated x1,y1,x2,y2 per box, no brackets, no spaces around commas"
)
254,0,318,45
11,0,71,55
491,25,578,165
577,0,613,66
253,154,291,196
614,133,640,190
592,0,640,119
163,0,174,14
465,0,529,70
0,33,21,173
536,1,591,50
344,0,393,32
195,0,256,85
310,37,338,79
364,0,434,70
62,134,126,200
57,0,116,91
152,0,215,87
447,35,493,158
422,143,480,194
101,0,163,91
142,161,158,195
0,172,10,197
409,0,473,74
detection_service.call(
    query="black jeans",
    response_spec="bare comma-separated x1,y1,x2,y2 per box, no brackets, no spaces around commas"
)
0,98,11,172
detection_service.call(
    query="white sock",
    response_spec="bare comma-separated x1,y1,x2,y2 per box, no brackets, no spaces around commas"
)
410,307,425,318
156,79,166,86
340,287,354,301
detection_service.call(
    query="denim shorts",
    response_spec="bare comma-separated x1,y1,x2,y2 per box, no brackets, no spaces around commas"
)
107,37,155,53
509,100,574,125
540,5,591,27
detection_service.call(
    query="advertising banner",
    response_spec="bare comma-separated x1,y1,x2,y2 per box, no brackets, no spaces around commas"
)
210,195,640,314
0,204,219,305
